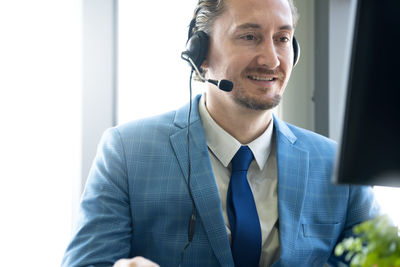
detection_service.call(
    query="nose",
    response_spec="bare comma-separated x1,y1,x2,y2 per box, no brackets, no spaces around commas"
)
256,39,280,69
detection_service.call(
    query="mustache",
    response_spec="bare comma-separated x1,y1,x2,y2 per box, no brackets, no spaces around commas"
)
244,67,281,76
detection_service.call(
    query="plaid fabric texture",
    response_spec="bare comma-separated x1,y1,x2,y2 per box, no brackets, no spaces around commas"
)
62,95,379,267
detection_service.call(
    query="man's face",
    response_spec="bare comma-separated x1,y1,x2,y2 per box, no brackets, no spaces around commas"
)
204,0,294,110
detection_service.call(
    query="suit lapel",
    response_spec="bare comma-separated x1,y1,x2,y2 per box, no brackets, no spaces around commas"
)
272,116,309,264
170,96,234,266
169,101,310,266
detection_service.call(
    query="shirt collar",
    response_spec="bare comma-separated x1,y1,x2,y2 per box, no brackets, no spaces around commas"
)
199,93,274,170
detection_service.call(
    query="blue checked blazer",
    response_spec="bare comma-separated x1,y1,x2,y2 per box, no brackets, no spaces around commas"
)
62,94,379,267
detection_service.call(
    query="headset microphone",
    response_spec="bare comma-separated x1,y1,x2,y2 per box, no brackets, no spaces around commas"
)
181,51,233,92
207,79,233,92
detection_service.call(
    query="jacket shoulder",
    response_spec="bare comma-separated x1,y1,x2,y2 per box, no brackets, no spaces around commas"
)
116,110,177,137
284,121,337,154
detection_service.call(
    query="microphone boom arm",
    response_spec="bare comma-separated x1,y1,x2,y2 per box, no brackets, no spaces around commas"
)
181,52,233,92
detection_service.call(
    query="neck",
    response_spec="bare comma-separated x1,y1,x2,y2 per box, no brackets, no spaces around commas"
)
204,92,273,144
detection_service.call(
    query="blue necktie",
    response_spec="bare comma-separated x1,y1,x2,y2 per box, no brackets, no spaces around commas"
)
227,146,262,267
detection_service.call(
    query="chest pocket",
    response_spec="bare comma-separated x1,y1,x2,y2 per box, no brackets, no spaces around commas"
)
302,223,341,239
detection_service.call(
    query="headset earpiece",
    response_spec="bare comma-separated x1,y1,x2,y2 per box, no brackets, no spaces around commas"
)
292,36,300,67
184,31,209,70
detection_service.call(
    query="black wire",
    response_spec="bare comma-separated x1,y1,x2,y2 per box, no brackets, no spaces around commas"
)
186,70,195,213
179,69,196,267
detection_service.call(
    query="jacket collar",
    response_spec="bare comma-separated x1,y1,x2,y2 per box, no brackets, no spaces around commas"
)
173,94,202,129
272,115,310,265
170,94,234,266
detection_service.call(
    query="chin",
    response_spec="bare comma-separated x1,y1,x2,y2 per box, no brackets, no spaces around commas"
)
233,94,282,111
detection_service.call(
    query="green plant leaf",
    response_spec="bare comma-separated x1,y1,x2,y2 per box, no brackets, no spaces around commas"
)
335,214,400,267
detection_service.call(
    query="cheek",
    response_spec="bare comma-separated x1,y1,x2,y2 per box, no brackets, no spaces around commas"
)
206,52,223,77
283,48,294,73
223,51,255,78
207,39,247,77
284,62,293,81
225,57,246,78
279,66,292,94
206,39,227,71
280,51,293,78
208,53,241,79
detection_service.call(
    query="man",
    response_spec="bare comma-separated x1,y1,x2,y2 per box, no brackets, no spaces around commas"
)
62,0,379,266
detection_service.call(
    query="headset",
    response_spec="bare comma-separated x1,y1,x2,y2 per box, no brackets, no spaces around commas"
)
181,19,301,89
178,18,300,266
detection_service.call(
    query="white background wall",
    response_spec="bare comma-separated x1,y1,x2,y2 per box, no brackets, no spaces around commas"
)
0,0,81,266
117,0,202,125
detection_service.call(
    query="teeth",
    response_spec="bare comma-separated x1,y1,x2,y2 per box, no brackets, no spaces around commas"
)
248,75,274,81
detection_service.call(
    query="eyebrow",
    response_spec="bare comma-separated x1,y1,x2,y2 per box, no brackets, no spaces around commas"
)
236,23,261,30
278,25,294,31
236,23,294,31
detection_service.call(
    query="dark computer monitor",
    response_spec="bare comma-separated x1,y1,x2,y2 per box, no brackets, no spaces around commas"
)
334,0,400,187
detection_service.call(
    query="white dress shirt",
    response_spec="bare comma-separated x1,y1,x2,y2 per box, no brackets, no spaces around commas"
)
198,94,280,266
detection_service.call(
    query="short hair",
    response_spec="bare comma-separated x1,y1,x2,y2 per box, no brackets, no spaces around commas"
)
190,0,299,37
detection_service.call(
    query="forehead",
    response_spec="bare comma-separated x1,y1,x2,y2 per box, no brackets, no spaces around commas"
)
222,0,293,30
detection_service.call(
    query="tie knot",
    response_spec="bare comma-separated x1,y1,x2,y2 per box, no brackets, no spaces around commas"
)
232,146,254,172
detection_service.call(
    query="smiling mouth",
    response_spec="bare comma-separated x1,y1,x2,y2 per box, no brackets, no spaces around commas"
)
247,75,276,81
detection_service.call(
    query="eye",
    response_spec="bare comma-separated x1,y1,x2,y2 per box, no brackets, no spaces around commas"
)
240,33,257,41
280,36,290,43
274,34,291,46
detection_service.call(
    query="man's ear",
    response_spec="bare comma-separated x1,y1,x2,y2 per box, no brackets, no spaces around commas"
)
200,60,208,78
201,59,208,70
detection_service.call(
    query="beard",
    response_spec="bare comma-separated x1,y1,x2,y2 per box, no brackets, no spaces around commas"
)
231,81,282,110
229,67,284,110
